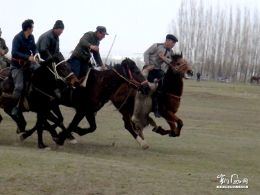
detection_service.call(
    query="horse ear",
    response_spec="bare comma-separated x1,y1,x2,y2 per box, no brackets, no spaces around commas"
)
180,51,183,58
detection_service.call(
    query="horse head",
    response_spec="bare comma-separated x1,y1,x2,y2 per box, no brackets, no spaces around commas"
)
42,52,79,86
170,52,193,78
120,58,151,94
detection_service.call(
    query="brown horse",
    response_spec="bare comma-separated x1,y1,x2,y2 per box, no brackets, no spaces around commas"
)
21,58,151,149
250,76,260,84
109,53,193,148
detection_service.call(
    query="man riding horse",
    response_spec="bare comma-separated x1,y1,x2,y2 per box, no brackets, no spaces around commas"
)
143,34,178,118
10,19,42,117
67,26,108,79
37,20,66,98
0,28,9,70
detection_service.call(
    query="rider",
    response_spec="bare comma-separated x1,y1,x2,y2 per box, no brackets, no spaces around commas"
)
143,34,178,118
0,28,9,70
10,19,39,116
36,20,65,98
68,26,108,79
36,20,65,61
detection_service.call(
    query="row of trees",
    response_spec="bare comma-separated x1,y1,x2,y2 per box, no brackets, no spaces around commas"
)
170,0,260,82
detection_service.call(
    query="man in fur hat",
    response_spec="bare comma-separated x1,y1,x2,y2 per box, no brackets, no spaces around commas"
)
36,20,65,61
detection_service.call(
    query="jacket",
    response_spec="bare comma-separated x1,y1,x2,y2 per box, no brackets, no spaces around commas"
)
143,43,173,70
11,31,38,67
0,37,9,60
36,29,60,60
73,31,103,66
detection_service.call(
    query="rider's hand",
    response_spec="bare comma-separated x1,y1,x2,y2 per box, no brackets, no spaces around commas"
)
90,45,99,52
158,52,165,60
146,65,154,71
28,56,36,62
100,64,106,71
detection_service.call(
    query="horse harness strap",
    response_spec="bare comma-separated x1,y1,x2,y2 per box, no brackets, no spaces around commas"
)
157,90,181,99
32,86,55,100
115,88,133,111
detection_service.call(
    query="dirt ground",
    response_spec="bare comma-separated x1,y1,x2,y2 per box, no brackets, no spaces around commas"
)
0,80,259,195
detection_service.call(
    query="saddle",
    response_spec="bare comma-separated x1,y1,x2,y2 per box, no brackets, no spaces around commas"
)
0,70,31,111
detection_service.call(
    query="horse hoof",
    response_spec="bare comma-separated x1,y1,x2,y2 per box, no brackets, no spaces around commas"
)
67,138,77,144
20,134,25,141
38,144,51,150
56,144,63,149
17,132,25,136
67,134,77,144
52,137,60,143
142,144,149,150
43,146,51,150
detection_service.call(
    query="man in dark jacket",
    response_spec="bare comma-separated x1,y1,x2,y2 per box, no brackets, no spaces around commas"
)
36,20,65,61
0,28,9,69
10,19,39,116
68,26,108,79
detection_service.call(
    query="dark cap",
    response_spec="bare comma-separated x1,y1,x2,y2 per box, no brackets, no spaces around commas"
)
96,26,109,35
166,34,178,42
53,20,64,29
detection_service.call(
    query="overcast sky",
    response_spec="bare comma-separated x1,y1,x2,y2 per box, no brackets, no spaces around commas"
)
0,0,258,59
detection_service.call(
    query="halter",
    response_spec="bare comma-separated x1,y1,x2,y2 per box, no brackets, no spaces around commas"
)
157,59,190,99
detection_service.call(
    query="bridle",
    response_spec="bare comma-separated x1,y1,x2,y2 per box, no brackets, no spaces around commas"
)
47,60,74,83
157,59,190,99
112,60,148,89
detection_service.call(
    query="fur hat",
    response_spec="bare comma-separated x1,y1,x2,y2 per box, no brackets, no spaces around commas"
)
53,20,64,29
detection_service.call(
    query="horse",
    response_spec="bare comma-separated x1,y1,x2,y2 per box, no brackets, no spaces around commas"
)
250,76,260,84
43,58,151,149
109,53,193,147
0,53,79,149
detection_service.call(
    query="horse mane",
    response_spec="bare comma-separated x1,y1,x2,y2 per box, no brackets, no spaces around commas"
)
171,52,183,62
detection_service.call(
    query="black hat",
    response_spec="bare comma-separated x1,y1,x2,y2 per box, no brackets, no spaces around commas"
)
166,34,178,42
96,26,109,35
53,20,64,29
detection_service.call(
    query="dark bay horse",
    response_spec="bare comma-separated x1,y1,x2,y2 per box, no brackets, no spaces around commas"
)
0,53,79,149
109,53,193,148
50,58,151,148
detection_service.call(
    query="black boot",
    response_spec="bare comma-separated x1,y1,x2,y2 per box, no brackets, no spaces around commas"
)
54,88,61,99
152,98,161,118
11,107,19,117
11,98,20,117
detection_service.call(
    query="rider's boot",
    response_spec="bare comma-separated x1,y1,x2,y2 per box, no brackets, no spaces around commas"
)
11,98,20,117
152,97,161,118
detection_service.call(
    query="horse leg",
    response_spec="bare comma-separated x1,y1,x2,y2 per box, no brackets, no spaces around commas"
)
50,106,77,144
160,112,183,137
59,109,85,145
36,112,51,150
0,114,2,124
4,107,27,135
120,108,149,149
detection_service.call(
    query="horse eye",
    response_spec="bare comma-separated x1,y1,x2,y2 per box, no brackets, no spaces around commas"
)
177,63,180,65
